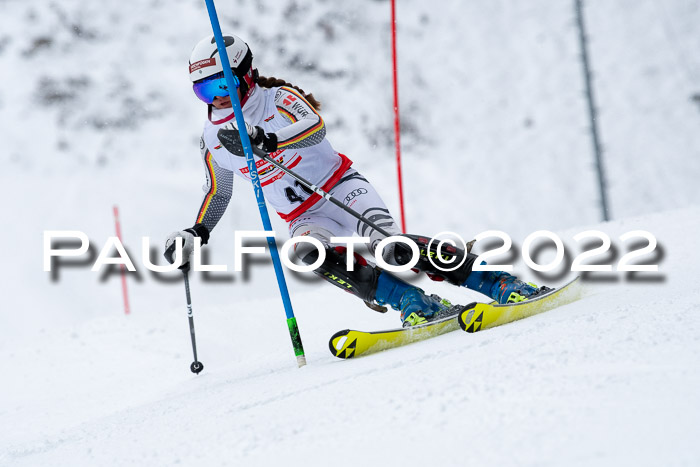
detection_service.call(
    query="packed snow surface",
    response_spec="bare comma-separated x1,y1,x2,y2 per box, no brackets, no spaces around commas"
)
3,208,700,466
1,0,699,465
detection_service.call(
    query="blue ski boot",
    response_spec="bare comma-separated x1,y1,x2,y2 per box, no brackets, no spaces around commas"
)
374,272,453,327
464,270,551,304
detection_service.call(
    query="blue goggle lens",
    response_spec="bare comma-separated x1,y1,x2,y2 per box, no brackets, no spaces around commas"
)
193,73,229,104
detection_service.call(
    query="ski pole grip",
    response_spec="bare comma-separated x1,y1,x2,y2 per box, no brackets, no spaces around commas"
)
217,128,268,158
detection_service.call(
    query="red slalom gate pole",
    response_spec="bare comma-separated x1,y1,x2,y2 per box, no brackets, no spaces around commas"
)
113,206,131,315
391,0,407,233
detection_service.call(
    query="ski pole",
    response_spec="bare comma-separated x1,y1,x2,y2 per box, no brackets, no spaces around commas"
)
204,0,306,367
217,130,395,238
182,268,204,374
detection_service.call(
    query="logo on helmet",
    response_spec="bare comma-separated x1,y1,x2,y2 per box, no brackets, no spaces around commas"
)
231,49,243,65
189,58,217,74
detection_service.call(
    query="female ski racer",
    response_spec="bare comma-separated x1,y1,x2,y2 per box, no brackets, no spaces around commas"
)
165,34,549,327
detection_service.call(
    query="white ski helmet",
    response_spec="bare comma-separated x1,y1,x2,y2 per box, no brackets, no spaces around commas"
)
188,34,257,103
189,34,252,81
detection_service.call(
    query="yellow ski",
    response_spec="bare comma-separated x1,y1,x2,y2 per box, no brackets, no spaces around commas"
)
329,277,582,359
458,277,582,333
329,310,464,359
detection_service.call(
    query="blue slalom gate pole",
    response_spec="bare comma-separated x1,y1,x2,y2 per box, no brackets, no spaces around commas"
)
203,0,306,367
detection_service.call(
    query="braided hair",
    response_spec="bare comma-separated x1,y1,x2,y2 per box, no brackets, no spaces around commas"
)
256,75,322,111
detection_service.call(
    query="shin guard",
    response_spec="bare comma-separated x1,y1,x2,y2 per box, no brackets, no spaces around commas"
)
301,246,380,303
393,234,478,286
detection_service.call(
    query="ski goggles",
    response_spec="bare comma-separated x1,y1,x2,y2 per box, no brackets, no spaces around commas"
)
193,72,233,104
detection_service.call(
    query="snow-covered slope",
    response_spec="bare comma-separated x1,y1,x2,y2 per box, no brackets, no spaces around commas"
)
2,207,699,466
1,0,699,465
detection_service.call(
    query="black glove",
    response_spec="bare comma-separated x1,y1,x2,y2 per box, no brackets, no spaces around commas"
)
248,124,278,153
164,223,210,269
218,122,278,157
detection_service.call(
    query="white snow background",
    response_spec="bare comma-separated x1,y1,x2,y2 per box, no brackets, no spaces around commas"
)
1,0,699,465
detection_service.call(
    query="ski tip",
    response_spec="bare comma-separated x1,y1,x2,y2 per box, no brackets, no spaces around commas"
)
330,329,351,339
329,329,357,359
458,302,479,333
